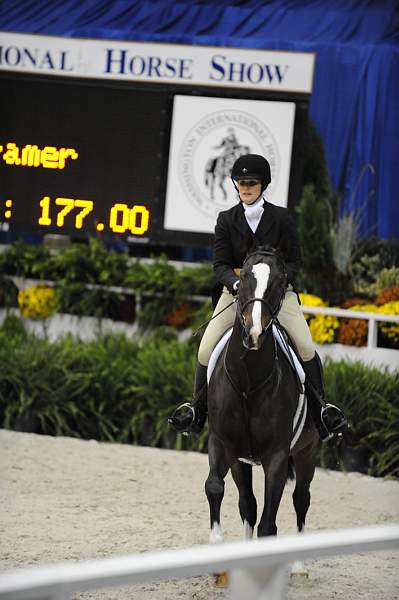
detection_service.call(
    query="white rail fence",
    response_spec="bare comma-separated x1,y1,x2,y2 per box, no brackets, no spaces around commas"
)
303,305,399,372
5,275,399,346
2,276,399,370
0,525,398,600
300,305,399,349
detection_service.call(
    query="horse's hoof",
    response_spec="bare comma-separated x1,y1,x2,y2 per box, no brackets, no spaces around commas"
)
290,561,309,578
214,572,229,587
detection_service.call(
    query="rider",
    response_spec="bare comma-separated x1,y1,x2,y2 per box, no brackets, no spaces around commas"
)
213,127,240,157
169,154,348,442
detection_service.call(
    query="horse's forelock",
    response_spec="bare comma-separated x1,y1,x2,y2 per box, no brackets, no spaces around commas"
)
244,246,280,270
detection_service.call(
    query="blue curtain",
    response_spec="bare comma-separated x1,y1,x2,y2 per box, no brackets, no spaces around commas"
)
1,0,398,238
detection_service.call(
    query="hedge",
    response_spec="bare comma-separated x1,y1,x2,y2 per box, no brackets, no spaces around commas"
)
0,316,398,478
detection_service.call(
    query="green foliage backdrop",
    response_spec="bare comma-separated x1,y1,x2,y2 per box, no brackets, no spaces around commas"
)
0,316,397,477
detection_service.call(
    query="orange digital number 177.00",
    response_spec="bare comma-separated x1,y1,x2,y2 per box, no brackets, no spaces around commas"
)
38,196,94,229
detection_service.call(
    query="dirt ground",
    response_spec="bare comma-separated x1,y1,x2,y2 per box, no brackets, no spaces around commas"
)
0,429,398,599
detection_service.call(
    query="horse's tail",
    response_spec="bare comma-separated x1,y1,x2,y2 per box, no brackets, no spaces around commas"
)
287,456,295,481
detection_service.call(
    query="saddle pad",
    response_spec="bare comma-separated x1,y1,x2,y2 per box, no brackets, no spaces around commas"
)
207,326,307,453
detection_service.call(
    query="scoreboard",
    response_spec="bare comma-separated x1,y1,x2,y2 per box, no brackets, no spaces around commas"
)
0,75,172,244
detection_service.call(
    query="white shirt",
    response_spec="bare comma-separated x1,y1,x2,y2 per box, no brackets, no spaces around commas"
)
243,196,264,233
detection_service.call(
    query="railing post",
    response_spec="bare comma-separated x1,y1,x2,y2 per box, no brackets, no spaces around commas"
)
367,316,378,348
230,563,289,600
135,291,141,320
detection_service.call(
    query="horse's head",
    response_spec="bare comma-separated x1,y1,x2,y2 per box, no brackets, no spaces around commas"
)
238,246,287,350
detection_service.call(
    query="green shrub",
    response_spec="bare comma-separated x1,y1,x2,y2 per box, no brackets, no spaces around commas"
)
0,241,215,328
0,322,202,450
0,241,51,278
321,359,399,478
352,237,399,294
0,320,397,476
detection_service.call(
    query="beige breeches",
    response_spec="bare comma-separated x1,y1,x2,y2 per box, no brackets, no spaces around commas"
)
198,288,315,366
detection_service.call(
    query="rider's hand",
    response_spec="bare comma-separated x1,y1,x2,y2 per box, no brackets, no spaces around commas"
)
232,280,240,296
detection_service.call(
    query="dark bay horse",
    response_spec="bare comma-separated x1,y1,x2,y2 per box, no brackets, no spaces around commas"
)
206,247,318,547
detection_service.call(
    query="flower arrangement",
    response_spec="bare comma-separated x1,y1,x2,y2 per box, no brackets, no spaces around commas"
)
377,300,399,343
375,287,399,306
337,318,368,346
309,314,339,344
161,303,194,328
299,290,399,348
299,293,338,344
299,293,327,311
340,302,399,346
18,286,57,319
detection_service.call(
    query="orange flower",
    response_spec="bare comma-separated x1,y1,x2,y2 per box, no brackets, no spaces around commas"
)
375,287,399,306
337,318,368,347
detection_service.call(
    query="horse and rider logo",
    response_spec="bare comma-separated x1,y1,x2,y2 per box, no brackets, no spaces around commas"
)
178,109,279,219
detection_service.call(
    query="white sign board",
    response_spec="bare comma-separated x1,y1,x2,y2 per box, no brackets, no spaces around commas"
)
0,32,315,93
164,96,296,234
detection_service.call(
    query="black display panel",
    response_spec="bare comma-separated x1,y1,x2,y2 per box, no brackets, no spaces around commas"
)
0,75,170,243
0,73,307,248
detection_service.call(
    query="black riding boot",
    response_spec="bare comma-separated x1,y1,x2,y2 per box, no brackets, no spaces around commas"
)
168,362,208,434
303,353,348,443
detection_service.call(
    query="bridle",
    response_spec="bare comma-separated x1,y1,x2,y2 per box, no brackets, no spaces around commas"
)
238,250,287,340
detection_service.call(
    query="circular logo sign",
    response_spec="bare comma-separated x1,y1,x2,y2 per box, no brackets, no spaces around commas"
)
178,109,280,219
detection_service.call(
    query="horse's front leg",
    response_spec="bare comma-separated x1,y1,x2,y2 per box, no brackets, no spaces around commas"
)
258,449,289,537
291,442,317,577
230,460,257,539
205,433,230,543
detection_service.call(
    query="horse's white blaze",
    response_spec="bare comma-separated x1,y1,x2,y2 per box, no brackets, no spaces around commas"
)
250,263,270,343
210,522,224,544
243,519,254,540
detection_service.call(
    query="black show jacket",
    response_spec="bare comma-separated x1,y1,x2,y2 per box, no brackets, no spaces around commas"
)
213,200,301,293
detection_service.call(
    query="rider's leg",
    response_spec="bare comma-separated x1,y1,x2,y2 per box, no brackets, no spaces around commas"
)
168,288,237,434
277,290,348,442
302,352,348,440
168,361,208,434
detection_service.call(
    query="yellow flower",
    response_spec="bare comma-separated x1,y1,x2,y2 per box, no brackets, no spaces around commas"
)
309,314,339,344
378,301,399,342
299,293,328,324
18,286,57,319
299,293,327,307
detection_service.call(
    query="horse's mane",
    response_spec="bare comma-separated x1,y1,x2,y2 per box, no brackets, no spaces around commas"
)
248,244,278,255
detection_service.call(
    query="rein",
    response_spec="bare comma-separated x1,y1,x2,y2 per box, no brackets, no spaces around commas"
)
192,297,237,337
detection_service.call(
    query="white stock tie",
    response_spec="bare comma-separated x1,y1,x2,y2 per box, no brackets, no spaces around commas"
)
243,197,264,233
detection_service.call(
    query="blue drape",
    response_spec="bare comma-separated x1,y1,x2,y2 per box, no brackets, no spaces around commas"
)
1,0,398,239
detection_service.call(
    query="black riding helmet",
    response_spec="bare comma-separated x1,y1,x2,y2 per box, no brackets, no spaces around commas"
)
231,154,271,192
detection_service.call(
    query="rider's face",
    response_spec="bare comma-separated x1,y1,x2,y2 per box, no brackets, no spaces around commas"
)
236,179,263,205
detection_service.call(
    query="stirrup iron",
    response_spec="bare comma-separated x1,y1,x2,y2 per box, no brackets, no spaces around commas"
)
168,403,195,435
